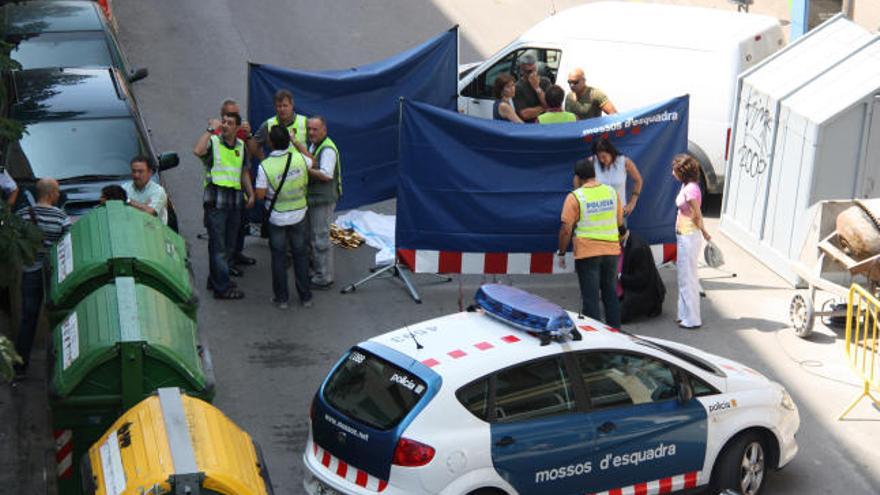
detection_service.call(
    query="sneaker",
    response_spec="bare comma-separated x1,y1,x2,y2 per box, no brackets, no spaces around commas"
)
271,297,289,310
310,280,334,290
234,254,257,266
302,299,314,309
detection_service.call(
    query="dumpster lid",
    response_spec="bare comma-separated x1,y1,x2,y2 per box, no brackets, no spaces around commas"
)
51,278,206,399
48,201,194,310
85,388,272,495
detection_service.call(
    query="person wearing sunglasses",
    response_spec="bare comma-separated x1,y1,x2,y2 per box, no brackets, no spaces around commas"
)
564,68,617,120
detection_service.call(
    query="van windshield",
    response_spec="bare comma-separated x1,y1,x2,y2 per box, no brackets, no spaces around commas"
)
323,349,428,431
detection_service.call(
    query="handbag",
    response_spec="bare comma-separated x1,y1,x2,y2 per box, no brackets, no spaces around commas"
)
260,152,293,238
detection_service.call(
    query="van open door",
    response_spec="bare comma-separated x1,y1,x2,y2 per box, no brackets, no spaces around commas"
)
458,46,562,120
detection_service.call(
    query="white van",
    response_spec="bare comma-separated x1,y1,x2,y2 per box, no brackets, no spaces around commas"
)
457,1,784,193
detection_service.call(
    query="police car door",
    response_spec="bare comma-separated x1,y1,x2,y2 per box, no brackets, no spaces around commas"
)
489,354,596,495
575,351,707,493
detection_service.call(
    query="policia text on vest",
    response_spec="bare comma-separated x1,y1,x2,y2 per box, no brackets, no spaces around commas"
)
574,185,619,242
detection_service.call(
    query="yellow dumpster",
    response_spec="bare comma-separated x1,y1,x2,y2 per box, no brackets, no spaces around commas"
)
81,388,274,495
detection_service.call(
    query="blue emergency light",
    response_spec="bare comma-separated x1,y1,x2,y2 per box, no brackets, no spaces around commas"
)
474,284,579,345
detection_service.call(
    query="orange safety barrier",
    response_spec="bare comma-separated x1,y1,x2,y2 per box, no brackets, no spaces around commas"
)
839,283,880,420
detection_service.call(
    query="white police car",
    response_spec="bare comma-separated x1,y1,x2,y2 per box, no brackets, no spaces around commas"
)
303,285,799,495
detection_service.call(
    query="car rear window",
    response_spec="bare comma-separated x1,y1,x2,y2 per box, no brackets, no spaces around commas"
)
8,118,143,179
12,32,112,70
323,349,427,431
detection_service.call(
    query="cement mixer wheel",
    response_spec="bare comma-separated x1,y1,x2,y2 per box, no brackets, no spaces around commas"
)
790,294,815,338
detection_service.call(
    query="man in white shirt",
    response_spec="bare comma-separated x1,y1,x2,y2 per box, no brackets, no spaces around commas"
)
1,167,18,206
122,155,168,224
305,116,341,289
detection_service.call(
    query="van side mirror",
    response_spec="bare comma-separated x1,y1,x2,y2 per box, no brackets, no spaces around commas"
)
678,381,693,403
128,67,149,83
158,152,179,171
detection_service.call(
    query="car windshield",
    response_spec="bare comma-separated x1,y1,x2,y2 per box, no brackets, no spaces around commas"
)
323,348,428,430
7,118,144,179
11,32,112,70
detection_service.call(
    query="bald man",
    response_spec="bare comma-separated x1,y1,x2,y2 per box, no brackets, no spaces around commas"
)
564,68,617,120
14,178,71,379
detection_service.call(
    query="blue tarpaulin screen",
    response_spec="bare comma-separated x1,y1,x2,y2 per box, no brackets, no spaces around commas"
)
247,28,458,210
396,96,689,253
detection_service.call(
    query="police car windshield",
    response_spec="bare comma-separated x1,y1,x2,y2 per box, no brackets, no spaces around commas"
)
323,349,428,431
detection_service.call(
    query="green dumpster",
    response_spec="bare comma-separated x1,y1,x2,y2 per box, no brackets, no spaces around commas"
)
46,201,197,326
49,276,215,495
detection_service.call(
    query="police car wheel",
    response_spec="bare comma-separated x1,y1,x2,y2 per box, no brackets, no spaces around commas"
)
467,489,507,495
712,432,767,495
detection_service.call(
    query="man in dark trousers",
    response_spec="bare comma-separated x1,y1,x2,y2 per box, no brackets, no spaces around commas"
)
619,229,666,323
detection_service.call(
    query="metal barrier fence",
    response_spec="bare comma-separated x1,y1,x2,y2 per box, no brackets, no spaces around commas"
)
839,283,880,420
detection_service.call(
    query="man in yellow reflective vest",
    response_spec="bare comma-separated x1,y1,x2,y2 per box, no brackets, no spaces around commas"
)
557,158,624,328
193,112,255,300
305,116,341,290
251,89,308,161
537,85,576,124
255,126,313,309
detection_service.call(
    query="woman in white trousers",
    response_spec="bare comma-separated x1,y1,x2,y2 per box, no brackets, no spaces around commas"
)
672,155,711,329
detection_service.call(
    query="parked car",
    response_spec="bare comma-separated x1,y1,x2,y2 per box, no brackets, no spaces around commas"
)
1,67,178,224
1,0,147,82
457,2,784,193
304,285,799,495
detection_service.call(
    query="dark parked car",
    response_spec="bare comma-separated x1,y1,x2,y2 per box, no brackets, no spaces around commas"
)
1,0,147,82
1,67,178,223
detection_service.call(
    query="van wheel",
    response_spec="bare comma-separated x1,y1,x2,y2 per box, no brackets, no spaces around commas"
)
467,489,507,495
711,432,767,495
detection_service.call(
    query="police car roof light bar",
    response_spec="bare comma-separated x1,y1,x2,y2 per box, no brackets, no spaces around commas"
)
474,284,580,345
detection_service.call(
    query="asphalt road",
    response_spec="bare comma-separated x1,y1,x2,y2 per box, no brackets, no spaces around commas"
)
2,1,878,494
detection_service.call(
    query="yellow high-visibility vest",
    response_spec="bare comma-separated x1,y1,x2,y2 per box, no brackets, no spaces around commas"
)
574,184,619,242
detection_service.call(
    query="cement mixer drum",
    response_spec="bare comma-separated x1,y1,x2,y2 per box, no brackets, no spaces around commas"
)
836,199,880,259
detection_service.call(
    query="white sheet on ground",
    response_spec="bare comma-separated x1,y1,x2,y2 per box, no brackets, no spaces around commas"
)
335,210,396,266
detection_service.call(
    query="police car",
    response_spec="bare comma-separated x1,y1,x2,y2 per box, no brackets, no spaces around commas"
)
304,285,799,495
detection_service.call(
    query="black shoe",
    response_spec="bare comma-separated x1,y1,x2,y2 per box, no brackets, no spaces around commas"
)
207,279,237,290
229,266,244,277
310,281,334,290
234,254,256,266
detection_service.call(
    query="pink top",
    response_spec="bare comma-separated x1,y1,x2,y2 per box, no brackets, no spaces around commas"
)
675,182,702,233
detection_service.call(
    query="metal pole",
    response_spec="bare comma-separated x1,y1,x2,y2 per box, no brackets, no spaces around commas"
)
842,0,854,19
791,0,810,40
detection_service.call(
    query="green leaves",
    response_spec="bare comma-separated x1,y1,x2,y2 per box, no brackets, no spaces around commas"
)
0,203,44,288
0,334,22,383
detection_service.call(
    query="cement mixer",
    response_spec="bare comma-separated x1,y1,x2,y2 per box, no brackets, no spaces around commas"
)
790,199,880,338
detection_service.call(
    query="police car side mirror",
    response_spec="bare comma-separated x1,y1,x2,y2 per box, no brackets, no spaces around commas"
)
677,381,693,403
158,152,179,171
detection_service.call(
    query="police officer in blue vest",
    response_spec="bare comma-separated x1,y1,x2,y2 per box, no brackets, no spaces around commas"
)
193,111,255,300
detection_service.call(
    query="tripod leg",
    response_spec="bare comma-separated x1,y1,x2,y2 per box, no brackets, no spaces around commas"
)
395,264,423,304
340,263,398,294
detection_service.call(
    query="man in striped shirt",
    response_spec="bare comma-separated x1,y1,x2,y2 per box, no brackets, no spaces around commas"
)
15,178,71,378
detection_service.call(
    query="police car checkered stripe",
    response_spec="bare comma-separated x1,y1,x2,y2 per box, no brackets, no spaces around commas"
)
587,471,699,495
310,438,388,492
398,244,676,274
419,334,521,368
